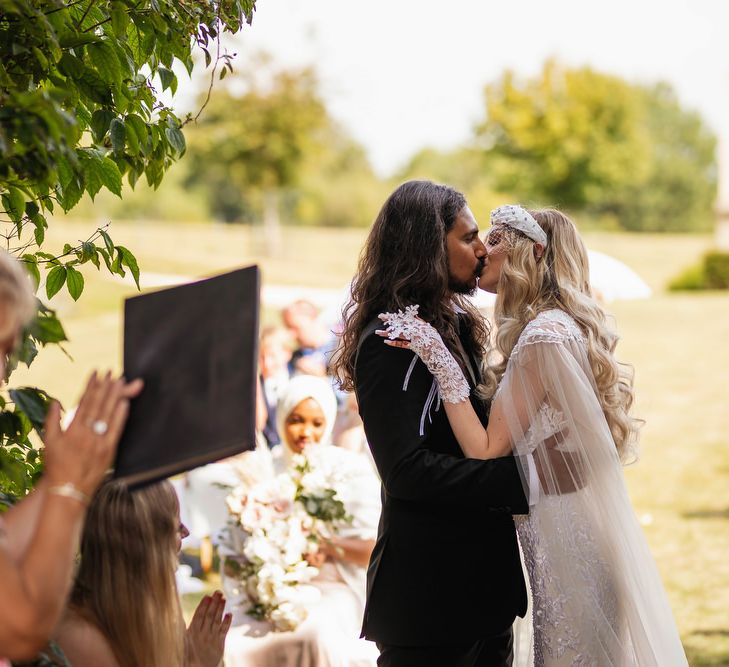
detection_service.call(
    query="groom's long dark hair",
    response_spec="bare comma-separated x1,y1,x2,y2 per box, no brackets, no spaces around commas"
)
331,180,490,392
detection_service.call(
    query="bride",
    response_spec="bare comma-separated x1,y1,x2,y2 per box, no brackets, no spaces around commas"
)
378,205,687,666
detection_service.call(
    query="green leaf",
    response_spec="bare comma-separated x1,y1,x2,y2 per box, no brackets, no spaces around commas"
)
98,157,123,196
165,127,186,156
81,153,104,199
30,307,68,345
98,247,113,272
117,245,140,289
56,156,75,190
158,66,176,93
21,255,40,291
58,52,85,78
88,42,122,85
110,118,126,155
111,1,130,36
2,188,25,223
59,178,83,212
0,444,30,490
78,241,96,264
45,265,67,300
32,46,49,71
145,158,164,189
9,388,52,433
66,265,84,301
90,109,115,143
99,229,115,254
77,67,113,106
58,31,101,49
124,118,139,154
34,223,45,247
110,250,125,277
25,201,39,219
15,334,38,370
125,114,148,154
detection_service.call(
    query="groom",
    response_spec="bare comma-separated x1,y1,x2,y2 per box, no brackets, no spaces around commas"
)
332,180,532,666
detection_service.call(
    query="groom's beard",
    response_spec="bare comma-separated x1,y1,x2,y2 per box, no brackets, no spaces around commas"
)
449,260,485,296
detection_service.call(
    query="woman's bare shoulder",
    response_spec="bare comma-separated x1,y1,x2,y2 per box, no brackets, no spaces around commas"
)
54,608,120,667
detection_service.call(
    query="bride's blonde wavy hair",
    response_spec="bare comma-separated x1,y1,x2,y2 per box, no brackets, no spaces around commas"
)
479,209,640,463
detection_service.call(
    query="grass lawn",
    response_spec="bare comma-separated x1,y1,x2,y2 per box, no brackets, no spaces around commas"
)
11,218,729,665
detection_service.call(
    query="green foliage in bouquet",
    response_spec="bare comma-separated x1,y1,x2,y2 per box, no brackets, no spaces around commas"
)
292,454,352,530
0,0,257,505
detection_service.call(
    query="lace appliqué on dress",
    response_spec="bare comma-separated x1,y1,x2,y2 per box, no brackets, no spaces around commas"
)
512,309,585,358
511,310,619,666
379,305,470,404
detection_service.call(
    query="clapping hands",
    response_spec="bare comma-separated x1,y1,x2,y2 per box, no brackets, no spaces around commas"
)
43,371,144,498
186,591,232,667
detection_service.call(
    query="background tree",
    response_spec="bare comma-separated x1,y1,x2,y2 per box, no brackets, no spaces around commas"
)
475,60,716,231
291,119,386,229
617,83,717,232
395,146,506,222
184,59,328,252
0,0,257,504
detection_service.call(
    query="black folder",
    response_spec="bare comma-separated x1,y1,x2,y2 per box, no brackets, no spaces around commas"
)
114,265,260,485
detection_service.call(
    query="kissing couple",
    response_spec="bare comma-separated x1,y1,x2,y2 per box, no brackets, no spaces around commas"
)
330,180,688,667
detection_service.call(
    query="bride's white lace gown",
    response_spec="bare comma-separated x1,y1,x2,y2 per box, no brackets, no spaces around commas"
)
381,306,688,666
500,310,687,666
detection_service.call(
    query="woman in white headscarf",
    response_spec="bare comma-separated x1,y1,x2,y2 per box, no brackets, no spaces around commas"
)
222,375,381,667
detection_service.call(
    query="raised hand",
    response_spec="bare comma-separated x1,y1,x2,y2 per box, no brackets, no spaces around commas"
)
43,372,144,499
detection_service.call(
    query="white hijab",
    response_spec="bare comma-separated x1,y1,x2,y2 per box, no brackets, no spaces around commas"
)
275,375,338,457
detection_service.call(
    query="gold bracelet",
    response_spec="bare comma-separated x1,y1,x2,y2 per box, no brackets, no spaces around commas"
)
48,483,91,507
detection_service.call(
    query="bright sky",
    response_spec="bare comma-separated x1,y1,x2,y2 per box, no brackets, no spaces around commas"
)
181,0,729,177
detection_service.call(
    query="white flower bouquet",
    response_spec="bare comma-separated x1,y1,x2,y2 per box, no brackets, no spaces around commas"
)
224,449,352,631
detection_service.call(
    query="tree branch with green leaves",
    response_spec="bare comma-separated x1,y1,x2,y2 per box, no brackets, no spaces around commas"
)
0,0,258,504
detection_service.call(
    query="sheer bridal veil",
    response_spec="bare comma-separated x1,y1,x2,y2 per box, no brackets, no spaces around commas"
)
501,311,687,666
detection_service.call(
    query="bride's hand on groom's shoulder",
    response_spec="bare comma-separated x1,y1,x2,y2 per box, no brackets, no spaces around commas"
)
376,304,437,351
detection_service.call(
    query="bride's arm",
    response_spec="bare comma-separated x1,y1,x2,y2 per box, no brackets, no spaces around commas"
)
441,396,510,459
378,307,545,461
441,367,546,459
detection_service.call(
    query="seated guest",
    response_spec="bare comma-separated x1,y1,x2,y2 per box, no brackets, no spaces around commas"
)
222,375,381,667
181,327,293,570
0,249,142,664
282,300,335,378
258,325,293,447
54,479,231,667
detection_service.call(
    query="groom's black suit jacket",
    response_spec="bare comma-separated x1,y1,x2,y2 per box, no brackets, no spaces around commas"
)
355,316,528,646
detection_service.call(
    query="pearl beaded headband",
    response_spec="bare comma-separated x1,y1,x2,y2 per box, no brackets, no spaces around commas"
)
490,205,547,246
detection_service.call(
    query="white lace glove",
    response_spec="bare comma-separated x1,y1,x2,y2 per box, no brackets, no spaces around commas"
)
378,305,470,404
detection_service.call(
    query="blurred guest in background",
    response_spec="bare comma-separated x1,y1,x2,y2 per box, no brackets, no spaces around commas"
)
282,300,335,378
222,375,380,667
258,325,293,448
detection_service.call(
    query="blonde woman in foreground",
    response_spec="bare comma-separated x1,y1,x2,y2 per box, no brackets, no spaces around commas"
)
54,478,231,667
379,206,687,666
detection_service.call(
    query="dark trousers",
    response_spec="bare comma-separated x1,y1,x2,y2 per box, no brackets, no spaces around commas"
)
376,628,514,667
